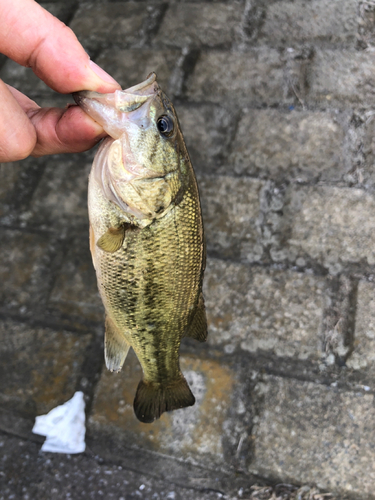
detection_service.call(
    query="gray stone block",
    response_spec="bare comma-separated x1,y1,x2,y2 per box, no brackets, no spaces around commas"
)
90,350,239,468
95,48,180,94
0,228,55,312
40,1,77,23
347,280,375,371
321,276,353,365
155,3,243,48
186,48,285,104
70,3,156,51
198,175,264,262
280,46,313,106
309,49,375,107
0,157,47,225
360,113,375,187
0,163,23,218
48,230,104,324
229,109,346,182
204,259,325,360
0,434,237,500
282,186,375,271
21,151,94,232
0,319,91,416
249,375,375,498
36,0,75,4
177,103,238,174
358,0,375,49
260,0,357,44
0,53,7,71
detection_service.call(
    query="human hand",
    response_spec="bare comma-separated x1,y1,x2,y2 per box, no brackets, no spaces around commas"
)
0,0,121,162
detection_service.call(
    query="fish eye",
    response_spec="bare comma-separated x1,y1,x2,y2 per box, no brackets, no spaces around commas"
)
157,115,174,136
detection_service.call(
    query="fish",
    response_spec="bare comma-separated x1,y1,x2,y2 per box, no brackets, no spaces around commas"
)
73,73,207,424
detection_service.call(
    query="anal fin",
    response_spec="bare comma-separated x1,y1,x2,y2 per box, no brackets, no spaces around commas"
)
133,376,195,424
184,293,207,342
105,316,130,372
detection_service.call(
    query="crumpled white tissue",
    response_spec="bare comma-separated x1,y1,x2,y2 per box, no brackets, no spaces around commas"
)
32,391,86,454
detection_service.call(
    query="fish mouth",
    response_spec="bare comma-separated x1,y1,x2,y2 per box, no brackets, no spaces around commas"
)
73,73,159,139
123,72,157,94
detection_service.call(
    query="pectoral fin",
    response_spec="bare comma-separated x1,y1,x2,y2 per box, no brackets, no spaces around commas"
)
96,225,127,253
133,376,195,423
105,316,130,372
184,293,207,342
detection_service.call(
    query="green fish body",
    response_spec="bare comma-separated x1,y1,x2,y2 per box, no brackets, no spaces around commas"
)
74,74,206,423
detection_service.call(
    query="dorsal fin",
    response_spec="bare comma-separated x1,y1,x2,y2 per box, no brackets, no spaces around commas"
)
184,292,207,342
105,316,130,372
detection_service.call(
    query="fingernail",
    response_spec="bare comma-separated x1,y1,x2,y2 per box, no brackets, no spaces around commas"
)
89,60,119,86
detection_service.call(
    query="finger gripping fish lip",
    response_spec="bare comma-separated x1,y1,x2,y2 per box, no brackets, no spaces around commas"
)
72,72,157,101
72,91,82,105
71,74,159,140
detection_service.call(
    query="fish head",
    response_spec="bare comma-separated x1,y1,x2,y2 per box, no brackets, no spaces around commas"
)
73,73,187,179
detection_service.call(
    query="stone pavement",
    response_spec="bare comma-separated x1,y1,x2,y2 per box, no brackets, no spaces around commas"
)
1,0,375,499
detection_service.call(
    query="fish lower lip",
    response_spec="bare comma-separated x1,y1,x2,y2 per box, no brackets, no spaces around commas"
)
72,92,83,105
72,90,111,106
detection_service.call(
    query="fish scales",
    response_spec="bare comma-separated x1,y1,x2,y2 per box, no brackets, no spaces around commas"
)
97,172,202,382
74,73,207,423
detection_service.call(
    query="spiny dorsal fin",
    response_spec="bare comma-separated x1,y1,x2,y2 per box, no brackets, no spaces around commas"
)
105,316,130,372
184,293,207,342
97,223,136,253
133,376,195,423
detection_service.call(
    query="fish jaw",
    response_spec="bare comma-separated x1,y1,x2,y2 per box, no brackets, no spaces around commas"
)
76,73,190,221
90,137,153,221
72,73,158,140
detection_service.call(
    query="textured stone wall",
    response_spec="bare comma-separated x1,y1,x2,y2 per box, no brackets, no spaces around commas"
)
1,1,375,499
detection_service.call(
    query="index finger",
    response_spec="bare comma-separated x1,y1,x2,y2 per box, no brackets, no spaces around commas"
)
0,0,121,94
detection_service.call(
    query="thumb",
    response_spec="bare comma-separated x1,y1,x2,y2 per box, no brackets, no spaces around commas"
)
0,0,121,94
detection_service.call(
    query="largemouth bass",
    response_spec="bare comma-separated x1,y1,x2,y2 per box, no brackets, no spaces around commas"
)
73,73,206,423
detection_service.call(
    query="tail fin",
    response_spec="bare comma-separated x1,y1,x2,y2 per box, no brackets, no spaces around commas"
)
133,376,195,423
